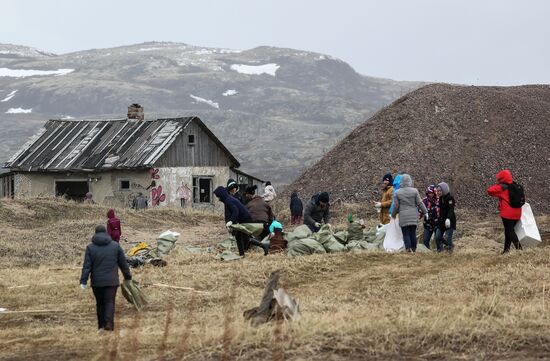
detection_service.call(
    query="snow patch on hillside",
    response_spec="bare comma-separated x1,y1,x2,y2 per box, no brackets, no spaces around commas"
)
222,89,238,96
6,107,32,114
230,63,279,76
1,90,17,102
189,94,219,109
0,68,74,78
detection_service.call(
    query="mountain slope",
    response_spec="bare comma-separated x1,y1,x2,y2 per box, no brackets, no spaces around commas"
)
0,42,420,182
287,84,550,213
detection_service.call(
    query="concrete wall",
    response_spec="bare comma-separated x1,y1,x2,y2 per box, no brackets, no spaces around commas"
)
156,166,230,212
13,170,151,207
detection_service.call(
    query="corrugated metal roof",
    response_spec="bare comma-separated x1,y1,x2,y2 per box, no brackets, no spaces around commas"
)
5,117,195,171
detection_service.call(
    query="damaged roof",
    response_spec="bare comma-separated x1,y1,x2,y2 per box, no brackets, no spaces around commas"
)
5,117,240,171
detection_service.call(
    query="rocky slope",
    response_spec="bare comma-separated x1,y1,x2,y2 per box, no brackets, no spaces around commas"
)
287,84,550,213
0,42,420,182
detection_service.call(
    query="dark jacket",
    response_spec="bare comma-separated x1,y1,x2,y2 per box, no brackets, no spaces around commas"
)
80,231,131,287
290,192,303,217
245,196,274,223
303,193,330,231
438,194,457,230
421,196,440,230
487,169,522,220
106,209,121,242
214,186,252,224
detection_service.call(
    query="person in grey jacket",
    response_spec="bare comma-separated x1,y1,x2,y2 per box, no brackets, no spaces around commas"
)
391,174,428,252
303,192,330,232
80,225,132,331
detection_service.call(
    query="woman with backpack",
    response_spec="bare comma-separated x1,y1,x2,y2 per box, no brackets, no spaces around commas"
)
487,169,523,253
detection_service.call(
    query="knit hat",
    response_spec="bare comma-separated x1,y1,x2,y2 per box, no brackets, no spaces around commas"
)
437,182,450,195
245,185,257,195
265,181,272,186
226,178,238,191
426,185,436,195
318,192,329,203
382,173,393,183
95,225,107,233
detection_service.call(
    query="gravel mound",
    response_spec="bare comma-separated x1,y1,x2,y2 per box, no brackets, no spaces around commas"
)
287,83,550,213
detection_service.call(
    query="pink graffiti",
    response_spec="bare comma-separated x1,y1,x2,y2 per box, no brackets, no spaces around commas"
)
149,168,160,180
151,185,166,207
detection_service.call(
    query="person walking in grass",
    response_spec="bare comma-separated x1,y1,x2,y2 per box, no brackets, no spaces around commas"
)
487,169,523,254
106,209,122,243
80,225,132,331
391,174,428,252
374,173,394,226
435,182,457,253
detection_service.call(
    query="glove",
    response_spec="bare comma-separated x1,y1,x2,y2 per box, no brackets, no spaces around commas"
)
314,222,321,228
445,218,451,229
80,284,87,290
424,213,429,222
374,202,381,208
347,214,354,223
225,221,233,229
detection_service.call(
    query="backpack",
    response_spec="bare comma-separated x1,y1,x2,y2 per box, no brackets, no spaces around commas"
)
507,182,525,208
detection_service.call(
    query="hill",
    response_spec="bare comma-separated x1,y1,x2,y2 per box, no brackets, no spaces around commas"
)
286,83,550,213
0,42,420,183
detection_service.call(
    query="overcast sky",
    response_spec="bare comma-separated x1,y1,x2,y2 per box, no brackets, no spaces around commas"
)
2,0,549,85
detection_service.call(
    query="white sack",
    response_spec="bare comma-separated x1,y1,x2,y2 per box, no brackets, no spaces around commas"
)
515,203,541,247
383,217,404,252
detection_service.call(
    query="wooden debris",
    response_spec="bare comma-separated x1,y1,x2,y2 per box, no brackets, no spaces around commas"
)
143,283,209,294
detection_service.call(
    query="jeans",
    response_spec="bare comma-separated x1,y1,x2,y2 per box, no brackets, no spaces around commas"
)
502,218,522,252
435,228,454,252
423,227,435,249
401,225,417,252
92,286,118,330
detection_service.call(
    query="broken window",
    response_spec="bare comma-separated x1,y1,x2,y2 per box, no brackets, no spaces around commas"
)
188,134,195,145
192,176,212,203
120,180,130,190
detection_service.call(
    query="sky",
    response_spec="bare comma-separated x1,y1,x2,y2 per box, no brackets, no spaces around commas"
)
1,0,549,85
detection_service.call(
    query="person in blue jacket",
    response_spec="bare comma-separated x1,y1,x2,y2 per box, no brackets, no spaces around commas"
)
214,186,268,256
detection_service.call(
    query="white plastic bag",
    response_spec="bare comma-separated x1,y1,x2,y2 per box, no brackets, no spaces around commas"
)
383,217,404,252
515,203,541,247
376,223,388,238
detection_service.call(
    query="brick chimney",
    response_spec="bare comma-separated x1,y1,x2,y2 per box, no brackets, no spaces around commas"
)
128,103,144,120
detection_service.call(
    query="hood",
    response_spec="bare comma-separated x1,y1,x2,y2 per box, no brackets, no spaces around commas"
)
400,174,413,188
496,169,513,184
438,182,450,195
393,174,402,191
92,231,112,246
312,192,329,205
107,209,116,219
291,192,298,199
214,186,230,202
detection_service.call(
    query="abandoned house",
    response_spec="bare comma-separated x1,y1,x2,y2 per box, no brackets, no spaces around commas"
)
0,104,263,210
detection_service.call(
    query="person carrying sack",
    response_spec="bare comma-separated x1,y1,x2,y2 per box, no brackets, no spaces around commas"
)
80,225,132,331
487,169,523,253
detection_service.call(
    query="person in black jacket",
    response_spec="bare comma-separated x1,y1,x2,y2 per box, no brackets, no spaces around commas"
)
303,192,330,232
290,191,303,225
227,178,245,204
435,182,457,253
80,225,132,331
214,186,268,256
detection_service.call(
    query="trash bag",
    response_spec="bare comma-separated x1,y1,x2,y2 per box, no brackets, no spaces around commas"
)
121,279,148,311
415,244,431,253
218,237,238,251
127,242,152,257
284,225,313,242
314,225,345,253
376,223,388,238
218,250,242,262
287,238,326,257
231,223,265,238
333,230,348,244
156,230,180,257
347,222,364,242
345,240,379,252
514,203,542,247
383,217,404,252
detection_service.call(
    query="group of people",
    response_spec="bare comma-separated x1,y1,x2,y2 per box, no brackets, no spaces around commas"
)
375,172,456,253
375,169,524,254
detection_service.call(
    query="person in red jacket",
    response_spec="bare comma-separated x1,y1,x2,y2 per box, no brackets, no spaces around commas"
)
106,209,122,243
487,169,522,253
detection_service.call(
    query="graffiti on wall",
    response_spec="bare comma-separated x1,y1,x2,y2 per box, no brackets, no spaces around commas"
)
149,168,165,207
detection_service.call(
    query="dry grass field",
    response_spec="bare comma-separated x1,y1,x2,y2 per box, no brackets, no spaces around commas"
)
1,198,550,361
